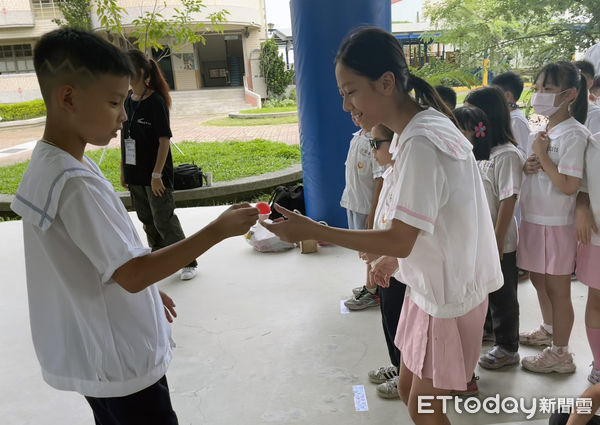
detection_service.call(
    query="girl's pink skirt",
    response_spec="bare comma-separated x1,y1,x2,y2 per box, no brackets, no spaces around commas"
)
517,222,576,275
394,295,488,391
577,243,600,289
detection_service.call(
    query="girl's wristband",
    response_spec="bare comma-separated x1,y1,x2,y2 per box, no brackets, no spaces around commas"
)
152,172,162,179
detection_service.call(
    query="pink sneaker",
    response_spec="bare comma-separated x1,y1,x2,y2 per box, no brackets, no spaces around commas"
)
521,347,576,374
519,325,552,346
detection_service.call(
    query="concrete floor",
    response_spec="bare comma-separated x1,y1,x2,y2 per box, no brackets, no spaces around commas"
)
0,205,594,425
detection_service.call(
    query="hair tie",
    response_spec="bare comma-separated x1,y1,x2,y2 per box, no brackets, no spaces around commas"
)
474,122,486,138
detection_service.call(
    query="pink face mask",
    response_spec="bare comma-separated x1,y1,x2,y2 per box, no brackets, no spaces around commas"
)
531,90,569,117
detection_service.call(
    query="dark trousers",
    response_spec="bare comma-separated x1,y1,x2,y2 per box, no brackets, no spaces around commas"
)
485,251,519,352
85,376,178,425
379,277,407,369
549,412,600,425
129,185,197,268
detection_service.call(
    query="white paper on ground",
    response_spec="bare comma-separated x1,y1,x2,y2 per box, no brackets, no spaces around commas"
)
340,300,350,314
353,385,369,412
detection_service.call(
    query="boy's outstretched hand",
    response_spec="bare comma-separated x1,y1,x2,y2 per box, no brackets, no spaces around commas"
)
212,204,259,239
261,204,318,242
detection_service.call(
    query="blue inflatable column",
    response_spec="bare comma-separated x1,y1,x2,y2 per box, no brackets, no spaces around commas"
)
290,0,391,227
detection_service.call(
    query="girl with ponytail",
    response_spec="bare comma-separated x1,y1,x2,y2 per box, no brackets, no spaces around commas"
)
120,49,198,281
518,61,590,374
263,27,503,423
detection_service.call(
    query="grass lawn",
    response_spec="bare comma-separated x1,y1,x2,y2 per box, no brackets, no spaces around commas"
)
202,115,298,126
239,106,297,114
0,140,301,195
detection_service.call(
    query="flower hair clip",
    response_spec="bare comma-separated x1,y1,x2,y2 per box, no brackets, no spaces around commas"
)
474,122,486,138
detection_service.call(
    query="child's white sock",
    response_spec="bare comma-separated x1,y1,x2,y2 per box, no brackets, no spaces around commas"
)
551,344,568,356
542,323,553,334
366,286,377,295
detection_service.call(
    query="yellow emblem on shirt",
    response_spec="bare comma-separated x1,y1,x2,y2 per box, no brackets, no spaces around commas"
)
357,162,365,169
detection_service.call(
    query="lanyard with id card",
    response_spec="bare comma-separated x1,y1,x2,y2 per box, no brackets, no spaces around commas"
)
124,88,147,166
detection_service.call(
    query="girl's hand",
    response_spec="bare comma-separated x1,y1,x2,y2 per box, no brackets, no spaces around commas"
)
523,155,541,175
151,176,166,197
159,290,177,323
576,207,599,245
261,204,320,242
369,256,399,288
531,131,550,158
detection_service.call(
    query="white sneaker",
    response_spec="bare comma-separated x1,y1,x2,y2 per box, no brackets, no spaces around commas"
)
376,376,400,399
589,362,600,385
180,267,197,281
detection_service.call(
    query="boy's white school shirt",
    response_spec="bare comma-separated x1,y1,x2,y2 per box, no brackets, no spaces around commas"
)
478,143,525,254
386,108,503,319
511,109,531,156
520,117,589,226
340,130,385,215
586,103,600,135
580,132,600,247
11,142,173,398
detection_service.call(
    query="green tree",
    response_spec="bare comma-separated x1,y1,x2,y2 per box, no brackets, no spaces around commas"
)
95,0,229,61
52,0,93,31
425,0,600,70
260,39,294,98
410,58,478,87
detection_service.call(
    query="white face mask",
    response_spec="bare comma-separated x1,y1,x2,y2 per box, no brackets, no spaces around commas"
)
531,90,569,117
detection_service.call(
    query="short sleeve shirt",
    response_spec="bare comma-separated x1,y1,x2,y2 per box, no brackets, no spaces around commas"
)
581,133,600,246
121,92,175,188
586,103,600,135
340,130,385,215
385,109,503,318
478,144,524,253
520,118,589,226
511,109,531,155
11,142,172,397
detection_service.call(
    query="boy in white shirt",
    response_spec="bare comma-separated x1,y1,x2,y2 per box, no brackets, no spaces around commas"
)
340,114,385,310
11,28,258,424
492,72,531,156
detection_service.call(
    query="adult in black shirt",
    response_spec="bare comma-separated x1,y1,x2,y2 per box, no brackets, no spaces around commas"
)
120,49,197,280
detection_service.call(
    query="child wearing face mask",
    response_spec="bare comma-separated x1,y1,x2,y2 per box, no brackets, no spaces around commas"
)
518,61,590,374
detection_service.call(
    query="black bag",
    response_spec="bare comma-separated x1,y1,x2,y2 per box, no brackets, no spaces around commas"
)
268,184,305,219
173,163,204,190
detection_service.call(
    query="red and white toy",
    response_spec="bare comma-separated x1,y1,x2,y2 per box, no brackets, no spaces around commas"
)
255,202,271,221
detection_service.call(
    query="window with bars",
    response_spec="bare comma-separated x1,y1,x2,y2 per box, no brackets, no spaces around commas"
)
31,0,64,20
0,44,35,74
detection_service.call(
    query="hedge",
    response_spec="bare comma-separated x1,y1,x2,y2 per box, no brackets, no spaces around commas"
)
0,99,46,122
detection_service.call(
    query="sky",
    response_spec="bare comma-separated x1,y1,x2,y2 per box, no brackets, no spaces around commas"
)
264,0,424,30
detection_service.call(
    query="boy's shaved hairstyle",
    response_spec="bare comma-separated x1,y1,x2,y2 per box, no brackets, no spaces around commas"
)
34,28,133,101
491,71,524,101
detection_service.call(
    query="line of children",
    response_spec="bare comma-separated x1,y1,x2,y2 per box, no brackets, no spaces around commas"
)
11,28,258,425
340,114,385,310
265,27,504,424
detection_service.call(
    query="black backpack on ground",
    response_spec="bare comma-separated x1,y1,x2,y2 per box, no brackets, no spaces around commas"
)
173,163,205,190
268,184,305,219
